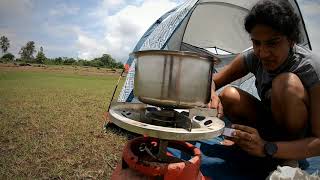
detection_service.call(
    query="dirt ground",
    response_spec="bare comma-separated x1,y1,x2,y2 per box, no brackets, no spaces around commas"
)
0,63,125,77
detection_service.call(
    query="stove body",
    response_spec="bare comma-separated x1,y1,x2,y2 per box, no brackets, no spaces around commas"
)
109,102,223,180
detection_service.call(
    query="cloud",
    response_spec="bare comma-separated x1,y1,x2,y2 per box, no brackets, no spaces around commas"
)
0,0,47,58
0,0,33,18
0,0,35,30
76,34,106,60
43,23,82,38
77,0,178,62
89,0,126,18
49,3,80,16
102,0,126,8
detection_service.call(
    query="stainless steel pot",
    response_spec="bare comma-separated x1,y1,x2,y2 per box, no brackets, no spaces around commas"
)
132,50,214,109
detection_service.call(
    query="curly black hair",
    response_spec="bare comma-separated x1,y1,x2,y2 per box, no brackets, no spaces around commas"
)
244,0,301,43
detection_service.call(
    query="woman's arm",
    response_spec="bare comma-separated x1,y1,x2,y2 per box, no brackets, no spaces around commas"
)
209,54,249,116
212,54,249,90
231,84,320,159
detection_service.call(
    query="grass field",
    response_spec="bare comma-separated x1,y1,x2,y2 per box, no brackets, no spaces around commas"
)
0,63,130,179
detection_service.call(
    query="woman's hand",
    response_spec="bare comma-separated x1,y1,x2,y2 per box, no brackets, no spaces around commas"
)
208,91,224,118
229,124,266,157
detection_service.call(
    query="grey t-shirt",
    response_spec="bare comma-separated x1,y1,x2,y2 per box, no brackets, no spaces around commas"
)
242,45,320,102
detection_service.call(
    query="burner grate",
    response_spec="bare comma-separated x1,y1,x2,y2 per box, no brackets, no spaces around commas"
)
142,107,192,131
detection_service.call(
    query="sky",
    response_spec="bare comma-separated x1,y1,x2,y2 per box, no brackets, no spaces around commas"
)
0,0,319,63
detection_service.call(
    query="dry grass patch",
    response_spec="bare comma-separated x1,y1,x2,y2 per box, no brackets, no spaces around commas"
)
0,65,131,179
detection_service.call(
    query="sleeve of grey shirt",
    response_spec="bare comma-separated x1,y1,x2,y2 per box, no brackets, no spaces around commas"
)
293,46,320,90
242,49,259,75
308,53,320,88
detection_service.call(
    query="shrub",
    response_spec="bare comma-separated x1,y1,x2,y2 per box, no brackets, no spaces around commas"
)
1,53,15,61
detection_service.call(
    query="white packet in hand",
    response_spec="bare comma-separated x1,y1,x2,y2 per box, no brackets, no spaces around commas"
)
222,127,235,137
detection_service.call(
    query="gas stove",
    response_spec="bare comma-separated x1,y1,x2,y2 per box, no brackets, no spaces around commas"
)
109,102,223,179
109,102,224,141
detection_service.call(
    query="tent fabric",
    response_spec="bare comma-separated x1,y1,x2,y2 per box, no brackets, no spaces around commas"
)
182,2,251,53
139,0,198,51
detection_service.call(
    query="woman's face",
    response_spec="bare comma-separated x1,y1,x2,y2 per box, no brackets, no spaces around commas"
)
250,24,293,71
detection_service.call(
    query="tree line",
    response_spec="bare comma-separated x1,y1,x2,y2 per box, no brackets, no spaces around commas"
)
0,35,124,69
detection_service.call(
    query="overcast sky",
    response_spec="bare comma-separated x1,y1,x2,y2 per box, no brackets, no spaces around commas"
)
0,0,319,63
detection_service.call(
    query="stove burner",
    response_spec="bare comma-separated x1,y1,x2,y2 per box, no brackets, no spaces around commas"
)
194,116,206,121
143,107,192,131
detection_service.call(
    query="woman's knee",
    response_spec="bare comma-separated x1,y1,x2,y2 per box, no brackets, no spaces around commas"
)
219,86,261,125
219,86,240,107
272,73,307,101
271,73,309,135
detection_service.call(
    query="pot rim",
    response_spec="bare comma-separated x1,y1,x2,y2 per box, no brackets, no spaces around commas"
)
131,50,214,62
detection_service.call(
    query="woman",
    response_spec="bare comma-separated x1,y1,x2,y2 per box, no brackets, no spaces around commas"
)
209,0,320,164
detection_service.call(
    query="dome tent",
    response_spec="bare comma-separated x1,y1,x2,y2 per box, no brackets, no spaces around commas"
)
118,0,311,103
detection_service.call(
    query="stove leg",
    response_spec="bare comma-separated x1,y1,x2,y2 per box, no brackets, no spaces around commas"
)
157,140,168,161
121,158,129,169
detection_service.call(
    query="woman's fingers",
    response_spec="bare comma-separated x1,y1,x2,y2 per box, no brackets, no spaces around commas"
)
217,101,224,118
220,139,235,146
232,129,252,141
226,125,265,157
208,94,224,118
209,94,224,118
232,124,257,134
210,96,219,109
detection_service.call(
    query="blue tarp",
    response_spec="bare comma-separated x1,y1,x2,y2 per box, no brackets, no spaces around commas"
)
168,136,320,180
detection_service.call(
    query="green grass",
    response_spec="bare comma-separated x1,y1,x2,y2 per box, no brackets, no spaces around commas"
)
0,70,128,179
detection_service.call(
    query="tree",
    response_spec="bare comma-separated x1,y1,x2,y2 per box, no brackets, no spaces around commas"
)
97,53,123,68
1,53,15,61
115,61,124,69
19,41,36,62
0,36,10,54
54,57,63,65
63,57,76,65
100,54,113,67
35,46,46,64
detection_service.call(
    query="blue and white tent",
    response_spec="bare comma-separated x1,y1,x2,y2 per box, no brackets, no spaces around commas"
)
118,0,311,103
